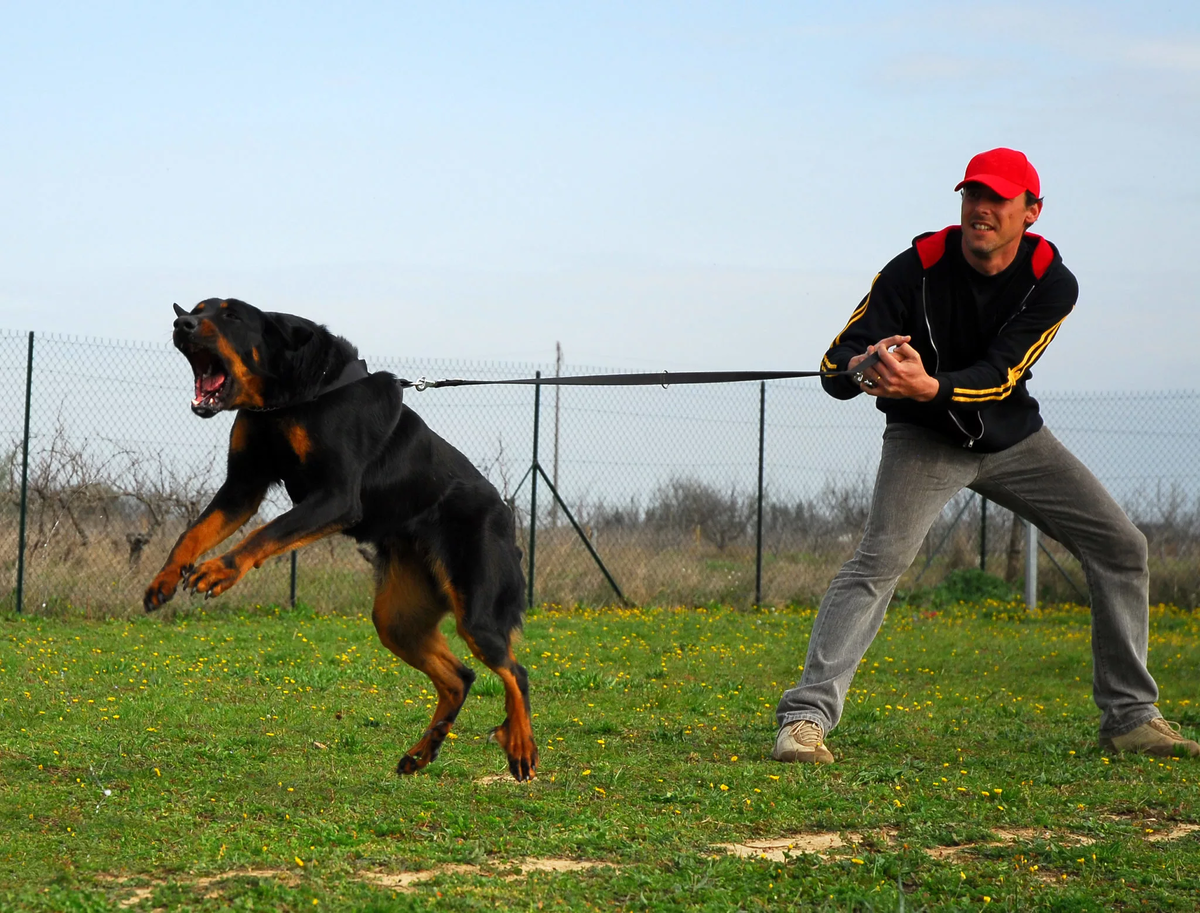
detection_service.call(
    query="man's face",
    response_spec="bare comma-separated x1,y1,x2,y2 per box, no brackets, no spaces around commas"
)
960,182,1042,267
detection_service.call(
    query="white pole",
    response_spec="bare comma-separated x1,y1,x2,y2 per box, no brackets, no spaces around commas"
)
1025,519,1038,608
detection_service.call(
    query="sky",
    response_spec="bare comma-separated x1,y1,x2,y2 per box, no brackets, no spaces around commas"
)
2,2,1198,389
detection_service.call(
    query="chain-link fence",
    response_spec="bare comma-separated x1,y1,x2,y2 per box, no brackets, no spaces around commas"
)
3,328,1199,615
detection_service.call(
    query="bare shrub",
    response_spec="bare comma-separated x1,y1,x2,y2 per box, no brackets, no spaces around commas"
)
644,478,754,550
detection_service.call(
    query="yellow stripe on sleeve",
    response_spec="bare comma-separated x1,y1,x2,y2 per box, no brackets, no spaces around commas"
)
829,273,880,347
950,317,1067,403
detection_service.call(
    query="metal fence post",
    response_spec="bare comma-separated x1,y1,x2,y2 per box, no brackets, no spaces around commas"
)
290,551,297,608
527,371,542,609
754,381,765,607
15,332,34,614
1025,520,1038,608
979,497,988,572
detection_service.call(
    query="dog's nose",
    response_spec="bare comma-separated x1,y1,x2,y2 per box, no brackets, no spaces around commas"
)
173,315,199,333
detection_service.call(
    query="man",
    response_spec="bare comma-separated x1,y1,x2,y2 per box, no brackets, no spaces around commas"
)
773,147,1198,763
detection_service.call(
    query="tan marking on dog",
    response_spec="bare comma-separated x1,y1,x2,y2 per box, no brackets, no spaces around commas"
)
229,521,344,572
372,554,447,651
430,556,536,778
285,422,311,462
370,554,470,768
229,414,250,453
172,506,258,568
216,335,265,408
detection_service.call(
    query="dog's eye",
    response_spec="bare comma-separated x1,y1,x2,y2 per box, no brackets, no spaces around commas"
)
225,312,242,322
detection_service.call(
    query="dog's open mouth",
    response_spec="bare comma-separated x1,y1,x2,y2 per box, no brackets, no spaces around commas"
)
186,348,230,414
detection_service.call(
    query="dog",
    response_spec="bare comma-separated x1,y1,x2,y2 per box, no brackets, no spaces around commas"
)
143,298,537,781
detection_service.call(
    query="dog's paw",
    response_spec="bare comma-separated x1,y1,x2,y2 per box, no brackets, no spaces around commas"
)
143,565,186,612
396,754,424,776
491,720,538,782
183,557,243,598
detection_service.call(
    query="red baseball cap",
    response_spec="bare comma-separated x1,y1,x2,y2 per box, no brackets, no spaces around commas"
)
954,147,1040,200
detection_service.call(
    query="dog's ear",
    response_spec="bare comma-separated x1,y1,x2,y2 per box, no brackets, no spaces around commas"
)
173,303,187,317
264,314,315,350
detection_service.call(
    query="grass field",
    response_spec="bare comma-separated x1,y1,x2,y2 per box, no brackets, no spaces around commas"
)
1,596,1198,911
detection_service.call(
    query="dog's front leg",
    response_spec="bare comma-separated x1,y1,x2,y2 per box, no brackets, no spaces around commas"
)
144,480,267,611
182,489,362,599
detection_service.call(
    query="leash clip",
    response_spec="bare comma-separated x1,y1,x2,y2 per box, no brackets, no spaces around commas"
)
414,376,429,392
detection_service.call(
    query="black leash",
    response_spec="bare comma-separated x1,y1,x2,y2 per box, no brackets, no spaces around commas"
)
397,352,880,391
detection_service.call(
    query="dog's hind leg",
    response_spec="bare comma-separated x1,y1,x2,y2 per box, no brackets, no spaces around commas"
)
477,644,537,782
428,561,537,781
392,631,475,775
371,552,475,775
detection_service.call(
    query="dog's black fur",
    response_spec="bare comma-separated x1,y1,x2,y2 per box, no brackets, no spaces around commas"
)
144,298,537,780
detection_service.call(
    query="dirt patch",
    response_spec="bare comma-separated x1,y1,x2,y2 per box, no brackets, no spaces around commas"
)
117,886,156,909
1147,823,1200,842
360,864,480,891
715,829,897,862
359,858,606,893
993,828,1095,847
922,829,1095,860
110,868,296,907
715,827,1111,864
191,868,295,887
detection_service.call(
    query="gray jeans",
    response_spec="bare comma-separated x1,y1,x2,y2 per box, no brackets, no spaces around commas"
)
776,423,1159,739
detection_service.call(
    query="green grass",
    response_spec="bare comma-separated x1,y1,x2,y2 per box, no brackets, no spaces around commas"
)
1,598,1198,911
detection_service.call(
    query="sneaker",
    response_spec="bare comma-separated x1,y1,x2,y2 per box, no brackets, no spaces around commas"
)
1101,719,1200,758
772,720,834,764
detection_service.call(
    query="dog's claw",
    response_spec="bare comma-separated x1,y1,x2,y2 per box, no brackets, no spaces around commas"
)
508,757,536,781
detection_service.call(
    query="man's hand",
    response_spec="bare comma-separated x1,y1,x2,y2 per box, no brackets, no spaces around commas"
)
852,336,939,402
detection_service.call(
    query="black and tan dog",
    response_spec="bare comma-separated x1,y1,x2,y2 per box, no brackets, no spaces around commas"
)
143,298,537,780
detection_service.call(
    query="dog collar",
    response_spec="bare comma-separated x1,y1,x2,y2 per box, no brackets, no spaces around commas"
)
315,358,370,398
252,358,371,411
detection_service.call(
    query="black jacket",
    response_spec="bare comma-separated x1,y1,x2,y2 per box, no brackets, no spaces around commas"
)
820,226,1078,452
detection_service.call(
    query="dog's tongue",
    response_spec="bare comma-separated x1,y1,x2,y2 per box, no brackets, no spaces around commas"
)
193,371,227,402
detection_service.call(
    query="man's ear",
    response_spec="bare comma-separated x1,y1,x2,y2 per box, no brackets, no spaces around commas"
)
1024,200,1042,229
264,314,315,350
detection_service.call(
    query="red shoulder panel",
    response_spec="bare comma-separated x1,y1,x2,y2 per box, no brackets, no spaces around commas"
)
914,226,956,269
1028,233,1054,280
